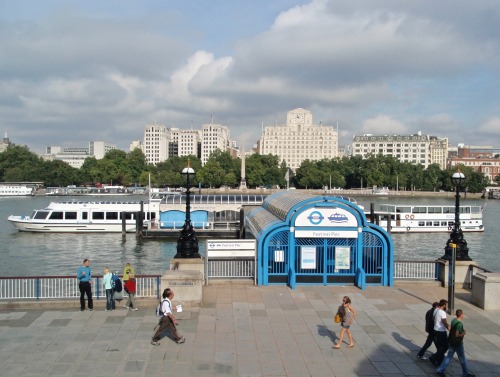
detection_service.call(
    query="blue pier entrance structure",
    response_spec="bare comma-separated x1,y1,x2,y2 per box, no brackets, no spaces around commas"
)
246,192,394,289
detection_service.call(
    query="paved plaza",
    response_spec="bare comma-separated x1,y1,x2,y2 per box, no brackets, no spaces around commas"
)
1,283,499,376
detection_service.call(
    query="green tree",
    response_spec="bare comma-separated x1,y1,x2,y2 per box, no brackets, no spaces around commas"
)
0,145,42,181
198,160,225,187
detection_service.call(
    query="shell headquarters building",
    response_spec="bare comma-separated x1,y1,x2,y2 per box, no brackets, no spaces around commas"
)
245,191,394,289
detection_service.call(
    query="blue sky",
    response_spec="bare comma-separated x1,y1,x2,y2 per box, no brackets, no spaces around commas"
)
1,0,500,153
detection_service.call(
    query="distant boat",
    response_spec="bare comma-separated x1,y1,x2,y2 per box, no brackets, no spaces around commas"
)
372,186,390,195
45,185,144,196
0,185,34,196
374,203,484,233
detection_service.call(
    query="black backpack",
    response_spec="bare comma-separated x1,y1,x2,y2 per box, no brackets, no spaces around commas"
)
425,307,435,333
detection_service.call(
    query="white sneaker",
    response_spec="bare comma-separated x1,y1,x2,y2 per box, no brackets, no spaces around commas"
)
123,305,129,309
132,308,138,311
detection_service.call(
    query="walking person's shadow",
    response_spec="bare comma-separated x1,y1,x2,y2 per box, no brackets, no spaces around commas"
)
317,324,337,344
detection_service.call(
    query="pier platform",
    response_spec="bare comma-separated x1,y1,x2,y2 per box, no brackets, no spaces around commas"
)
0,283,499,376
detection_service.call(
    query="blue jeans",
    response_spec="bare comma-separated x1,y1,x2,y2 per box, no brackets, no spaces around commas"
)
105,289,115,310
436,343,470,377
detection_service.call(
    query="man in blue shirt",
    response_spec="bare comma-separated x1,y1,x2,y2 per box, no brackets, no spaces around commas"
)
77,259,93,311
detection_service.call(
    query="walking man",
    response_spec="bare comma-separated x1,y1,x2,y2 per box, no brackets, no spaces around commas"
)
429,299,450,366
151,288,185,345
77,258,93,311
436,309,475,377
417,302,439,360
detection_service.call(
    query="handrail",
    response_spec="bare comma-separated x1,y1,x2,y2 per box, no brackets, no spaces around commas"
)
0,274,161,301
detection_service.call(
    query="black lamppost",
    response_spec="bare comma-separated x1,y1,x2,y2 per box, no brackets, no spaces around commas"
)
174,161,200,259
442,169,471,261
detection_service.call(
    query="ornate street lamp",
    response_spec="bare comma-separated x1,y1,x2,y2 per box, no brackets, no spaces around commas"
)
174,160,200,259
442,168,471,261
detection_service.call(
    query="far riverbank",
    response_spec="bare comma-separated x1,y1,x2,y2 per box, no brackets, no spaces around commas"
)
199,187,484,199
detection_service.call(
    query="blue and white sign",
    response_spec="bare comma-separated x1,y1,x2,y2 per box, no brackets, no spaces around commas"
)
335,246,351,270
294,207,358,227
300,246,317,269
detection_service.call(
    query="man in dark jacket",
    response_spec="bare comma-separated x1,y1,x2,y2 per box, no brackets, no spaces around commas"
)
417,302,439,360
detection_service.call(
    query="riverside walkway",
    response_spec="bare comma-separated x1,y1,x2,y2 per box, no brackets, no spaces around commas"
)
0,283,499,377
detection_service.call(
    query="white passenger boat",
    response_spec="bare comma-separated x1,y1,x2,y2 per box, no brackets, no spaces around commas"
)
375,203,484,233
0,185,35,196
7,200,159,233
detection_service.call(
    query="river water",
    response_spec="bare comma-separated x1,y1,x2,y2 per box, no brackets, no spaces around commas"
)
0,194,498,277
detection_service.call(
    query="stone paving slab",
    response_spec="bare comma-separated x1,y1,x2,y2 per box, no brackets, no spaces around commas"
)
0,284,499,376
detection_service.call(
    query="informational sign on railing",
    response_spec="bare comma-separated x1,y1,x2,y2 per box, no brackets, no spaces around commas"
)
206,239,256,258
206,239,256,285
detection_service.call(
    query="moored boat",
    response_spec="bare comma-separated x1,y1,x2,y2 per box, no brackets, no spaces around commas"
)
0,185,35,196
7,200,159,233
374,203,484,233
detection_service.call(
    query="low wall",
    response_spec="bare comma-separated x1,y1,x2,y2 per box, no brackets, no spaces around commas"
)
437,259,477,288
472,273,500,310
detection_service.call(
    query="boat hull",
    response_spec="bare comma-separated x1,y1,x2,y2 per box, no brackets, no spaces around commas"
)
7,216,137,233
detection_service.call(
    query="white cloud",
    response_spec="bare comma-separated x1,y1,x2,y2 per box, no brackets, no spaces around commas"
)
479,118,500,135
360,115,408,136
1,1,500,152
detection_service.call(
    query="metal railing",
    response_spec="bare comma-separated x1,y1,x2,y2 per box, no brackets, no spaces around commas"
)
1,261,491,300
0,275,161,301
394,260,438,280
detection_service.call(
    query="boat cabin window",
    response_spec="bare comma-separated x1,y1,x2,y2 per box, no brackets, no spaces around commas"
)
418,221,425,226
49,211,64,220
92,212,104,220
65,212,77,220
443,207,453,213
34,211,50,220
428,207,442,214
412,207,427,214
448,221,454,227
441,221,447,226
434,221,440,226
459,207,471,213
82,212,88,220
120,213,133,220
397,206,411,213
426,221,432,226
106,212,119,220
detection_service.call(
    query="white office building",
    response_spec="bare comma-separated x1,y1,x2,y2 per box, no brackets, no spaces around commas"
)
352,132,448,169
201,124,230,165
257,108,338,171
43,141,116,168
1,132,11,153
143,124,227,165
90,141,116,159
144,125,168,165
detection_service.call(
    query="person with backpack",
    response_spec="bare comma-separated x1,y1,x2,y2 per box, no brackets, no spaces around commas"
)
436,309,475,377
151,288,185,346
333,296,357,349
417,301,439,360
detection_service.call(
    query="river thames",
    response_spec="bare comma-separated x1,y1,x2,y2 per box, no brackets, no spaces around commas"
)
0,194,498,277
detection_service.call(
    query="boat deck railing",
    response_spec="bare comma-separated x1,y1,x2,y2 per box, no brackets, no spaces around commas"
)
0,261,489,301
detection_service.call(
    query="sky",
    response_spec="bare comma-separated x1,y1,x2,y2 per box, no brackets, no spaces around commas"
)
1,0,500,154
